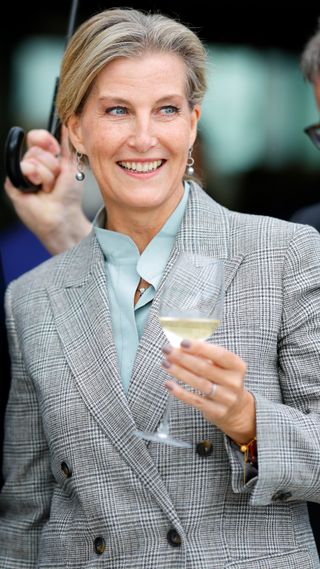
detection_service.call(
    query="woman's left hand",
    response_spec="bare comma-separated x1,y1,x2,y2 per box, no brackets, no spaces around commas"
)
161,341,256,445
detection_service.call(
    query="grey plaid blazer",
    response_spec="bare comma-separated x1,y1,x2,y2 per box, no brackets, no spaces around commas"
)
1,183,320,568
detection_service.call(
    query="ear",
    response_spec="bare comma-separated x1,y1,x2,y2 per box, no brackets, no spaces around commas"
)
189,104,201,147
67,114,87,154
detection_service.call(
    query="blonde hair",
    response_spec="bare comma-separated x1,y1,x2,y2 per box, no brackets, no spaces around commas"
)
56,8,207,125
300,18,320,83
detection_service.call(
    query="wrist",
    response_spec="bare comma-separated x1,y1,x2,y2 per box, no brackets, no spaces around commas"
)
42,215,92,255
226,391,256,445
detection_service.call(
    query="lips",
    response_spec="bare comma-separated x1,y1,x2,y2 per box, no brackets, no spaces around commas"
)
117,159,164,173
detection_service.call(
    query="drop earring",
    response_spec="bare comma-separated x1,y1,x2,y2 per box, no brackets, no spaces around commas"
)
185,148,195,176
75,151,85,181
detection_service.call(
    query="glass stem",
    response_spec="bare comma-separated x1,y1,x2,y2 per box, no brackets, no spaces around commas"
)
157,396,172,436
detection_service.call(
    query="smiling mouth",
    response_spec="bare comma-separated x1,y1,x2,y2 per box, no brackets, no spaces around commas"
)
117,160,165,173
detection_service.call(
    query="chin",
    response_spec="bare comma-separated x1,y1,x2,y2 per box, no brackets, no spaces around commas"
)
126,190,170,207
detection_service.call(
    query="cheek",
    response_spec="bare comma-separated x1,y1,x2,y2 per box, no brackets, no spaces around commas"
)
173,121,194,149
164,128,191,156
85,131,124,159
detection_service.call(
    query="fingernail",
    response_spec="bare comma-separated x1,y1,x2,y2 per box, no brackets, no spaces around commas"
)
161,359,171,369
180,339,191,348
162,344,172,354
164,382,174,392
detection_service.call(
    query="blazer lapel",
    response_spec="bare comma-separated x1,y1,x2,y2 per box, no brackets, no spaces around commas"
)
48,234,183,530
128,183,244,434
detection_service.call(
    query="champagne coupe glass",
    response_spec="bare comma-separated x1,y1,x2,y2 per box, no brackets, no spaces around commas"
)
134,253,224,448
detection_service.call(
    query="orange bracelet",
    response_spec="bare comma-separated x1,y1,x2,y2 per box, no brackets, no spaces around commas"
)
235,436,257,483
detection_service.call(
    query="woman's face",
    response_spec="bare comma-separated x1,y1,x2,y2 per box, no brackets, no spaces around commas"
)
68,52,200,217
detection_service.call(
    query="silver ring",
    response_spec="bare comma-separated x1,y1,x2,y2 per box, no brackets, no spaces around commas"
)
204,383,217,399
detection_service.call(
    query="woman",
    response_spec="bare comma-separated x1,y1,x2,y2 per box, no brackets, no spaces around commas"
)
1,8,320,568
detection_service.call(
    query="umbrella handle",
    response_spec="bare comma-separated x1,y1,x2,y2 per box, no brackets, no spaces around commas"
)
5,126,40,192
4,0,79,192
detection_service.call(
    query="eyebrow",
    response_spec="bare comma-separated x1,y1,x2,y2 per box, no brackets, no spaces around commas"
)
97,94,184,105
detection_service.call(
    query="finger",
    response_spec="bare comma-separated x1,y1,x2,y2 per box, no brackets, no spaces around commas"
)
164,349,235,387
24,147,61,175
20,159,59,191
205,383,218,399
161,358,220,397
165,379,256,442
164,380,225,416
20,147,61,191
180,340,247,373
26,129,60,155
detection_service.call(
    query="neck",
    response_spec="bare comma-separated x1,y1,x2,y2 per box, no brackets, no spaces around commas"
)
105,189,184,253
108,215,162,252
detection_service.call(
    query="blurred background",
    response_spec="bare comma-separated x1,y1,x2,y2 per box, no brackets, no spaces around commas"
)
1,1,320,280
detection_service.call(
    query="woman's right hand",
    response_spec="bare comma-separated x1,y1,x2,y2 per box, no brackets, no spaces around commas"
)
4,127,92,255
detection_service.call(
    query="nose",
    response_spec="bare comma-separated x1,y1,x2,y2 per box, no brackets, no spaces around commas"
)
127,116,157,153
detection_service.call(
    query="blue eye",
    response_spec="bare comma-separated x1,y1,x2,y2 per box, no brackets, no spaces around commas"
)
160,105,179,115
106,106,127,116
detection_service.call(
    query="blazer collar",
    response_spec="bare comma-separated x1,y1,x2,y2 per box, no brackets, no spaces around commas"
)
58,181,230,289
128,181,243,431
175,180,230,259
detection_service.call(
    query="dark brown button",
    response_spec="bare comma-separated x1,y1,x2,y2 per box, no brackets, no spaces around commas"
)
272,491,292,502
167,529,182,547
61,461,72,478
94,536,106,555
196,440,213,457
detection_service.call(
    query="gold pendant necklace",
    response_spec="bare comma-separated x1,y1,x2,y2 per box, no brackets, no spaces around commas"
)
137,278,150,297
138,286,148,296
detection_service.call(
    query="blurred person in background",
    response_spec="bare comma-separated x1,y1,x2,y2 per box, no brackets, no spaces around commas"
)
290,18,320,554
2,127,92,266
291,19,320,229
0,128,92,485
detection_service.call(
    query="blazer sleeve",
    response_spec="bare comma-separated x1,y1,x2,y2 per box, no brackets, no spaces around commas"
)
0,255,11,488
225,224,320,506
0,283,54,567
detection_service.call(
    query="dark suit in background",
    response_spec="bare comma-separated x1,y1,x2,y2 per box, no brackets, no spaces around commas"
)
291,202,320,232
290,205,320,554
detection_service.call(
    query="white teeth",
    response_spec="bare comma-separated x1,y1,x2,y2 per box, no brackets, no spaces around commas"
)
118,160,162,172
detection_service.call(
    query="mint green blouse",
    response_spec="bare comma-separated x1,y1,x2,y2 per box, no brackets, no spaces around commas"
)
94,183,190,393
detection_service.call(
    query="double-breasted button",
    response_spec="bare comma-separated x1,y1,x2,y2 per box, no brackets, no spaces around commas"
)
196,440,213,457
272,491,292,502
61,461,72,478
167,529,182,547
94,536,106,555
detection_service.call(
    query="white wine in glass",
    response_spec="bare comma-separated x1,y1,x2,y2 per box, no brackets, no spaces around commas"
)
159,317,220,346
134,253,224,448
